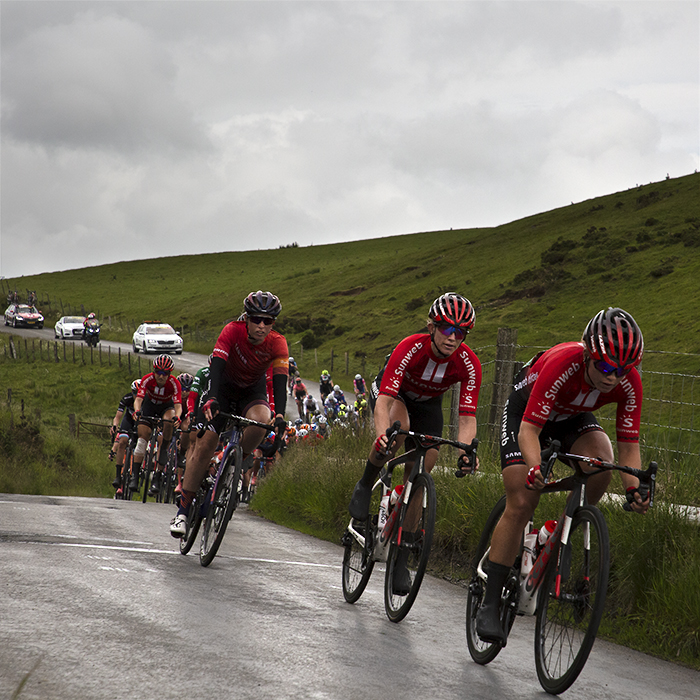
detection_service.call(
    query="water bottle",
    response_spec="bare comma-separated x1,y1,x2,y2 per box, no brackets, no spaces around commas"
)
536,520,557,555
378,493,390,530
520,532,538,581
389,484,404,508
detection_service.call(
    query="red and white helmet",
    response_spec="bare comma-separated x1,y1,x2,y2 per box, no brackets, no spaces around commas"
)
429,293,476,331
153,354,174,373
582,308,644,369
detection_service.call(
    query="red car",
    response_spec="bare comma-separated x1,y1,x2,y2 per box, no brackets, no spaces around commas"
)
4,304,44,329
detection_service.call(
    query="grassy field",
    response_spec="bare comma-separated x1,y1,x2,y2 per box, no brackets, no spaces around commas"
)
4,172,699,387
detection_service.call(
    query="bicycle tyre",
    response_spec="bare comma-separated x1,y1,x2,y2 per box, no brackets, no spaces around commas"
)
199,446,243,567
122,445,134,501
341,482,382,603
179,485,206,555
465,495,520,664
384,471,436,622
534,505,610,695
141,438,157,503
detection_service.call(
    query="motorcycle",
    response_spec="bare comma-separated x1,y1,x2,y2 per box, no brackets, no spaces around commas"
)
83,321,102,347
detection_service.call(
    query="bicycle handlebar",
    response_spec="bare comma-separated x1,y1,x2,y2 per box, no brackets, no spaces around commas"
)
382,420,478,478
540,440,658,510
196,410,276,439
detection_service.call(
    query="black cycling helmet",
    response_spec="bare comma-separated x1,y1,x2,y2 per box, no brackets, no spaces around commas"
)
429,292,476,331
243,290,282,318
582,307,644,369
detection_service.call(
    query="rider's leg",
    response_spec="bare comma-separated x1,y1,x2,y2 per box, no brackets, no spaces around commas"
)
569,428,614,504
129,422,152,489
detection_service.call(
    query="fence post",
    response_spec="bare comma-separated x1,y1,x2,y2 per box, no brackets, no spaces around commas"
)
345,351,349,375
69,414,76,437
449,384,460,441
488,327,519,446
330,348,334,372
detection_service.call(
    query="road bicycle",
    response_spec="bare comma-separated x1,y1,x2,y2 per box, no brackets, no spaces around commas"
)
341,421,477,622
179,411,276,567
465,440,657,695
114,429,138,500
156,428,182,504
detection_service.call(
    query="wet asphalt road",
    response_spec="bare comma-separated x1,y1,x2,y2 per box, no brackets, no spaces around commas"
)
1,494,698,700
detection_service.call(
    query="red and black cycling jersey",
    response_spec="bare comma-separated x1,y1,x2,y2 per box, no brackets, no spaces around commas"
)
137,373,182,406
378,333,482,416
514,341,642,443
212,320,289,388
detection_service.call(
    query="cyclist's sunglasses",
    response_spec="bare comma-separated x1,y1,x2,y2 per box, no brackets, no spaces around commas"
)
248,315,275,326
155,369,171,377
437,324,468,340
593,360,631,378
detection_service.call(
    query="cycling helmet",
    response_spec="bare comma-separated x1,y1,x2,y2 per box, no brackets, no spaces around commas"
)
243,290,282,318
289,356,295,363
87,312,96,319
295,418,302,427
428,292,476,331
355,374,362,380
153,354,174,373
582,307,644,369
130,378,141,392
208,353,214,366
321,369,329,377
333,385,341,392
177,372,194,391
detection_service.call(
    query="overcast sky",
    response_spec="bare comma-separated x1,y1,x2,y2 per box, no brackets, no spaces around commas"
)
1,0,698,279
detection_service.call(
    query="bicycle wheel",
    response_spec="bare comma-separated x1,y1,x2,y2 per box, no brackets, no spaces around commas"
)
341,481,382,603
141,440,156,503
465,495,520,664
534,505,610,695
159,442,177,504
384,471,436,622
179,485,206,555
199,446,243,567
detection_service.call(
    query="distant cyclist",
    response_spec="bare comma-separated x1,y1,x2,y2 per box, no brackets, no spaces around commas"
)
288,356,299,395
292,377,308,419
353,373,366,398
170,291,288,537
130,355,182,494
319,369,334,402
475,307,649,645
348,293,482,594
109,378,141,491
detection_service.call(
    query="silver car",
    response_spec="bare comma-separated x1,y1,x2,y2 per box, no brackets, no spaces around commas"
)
132,323,183,354
55,315,87,339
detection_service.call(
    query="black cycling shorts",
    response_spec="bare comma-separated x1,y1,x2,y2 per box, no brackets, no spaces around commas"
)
196,376,271,435
139,397,175,424
118,413,136,436
369,367,445,450
500,390,604,469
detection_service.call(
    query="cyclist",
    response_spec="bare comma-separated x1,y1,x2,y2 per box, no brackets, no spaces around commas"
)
129,354,182,494
348,292,482,594
170,291,288,537
303,393,319,422
109,378,141,491
475,307,650,645
292,377,308,419
319,369,334,402
288,356,299,395
353,373,366,398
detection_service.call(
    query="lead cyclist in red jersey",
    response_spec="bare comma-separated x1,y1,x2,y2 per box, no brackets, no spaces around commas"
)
476,307,650,645
170,291,288,537
348,293,482,591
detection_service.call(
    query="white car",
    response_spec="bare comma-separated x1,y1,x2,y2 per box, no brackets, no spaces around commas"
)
54,315,86,339
132,322,183,355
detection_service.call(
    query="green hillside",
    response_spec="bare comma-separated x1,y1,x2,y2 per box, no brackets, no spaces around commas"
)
6,173,700,375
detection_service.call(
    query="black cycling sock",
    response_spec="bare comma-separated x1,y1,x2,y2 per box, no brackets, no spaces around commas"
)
359,460,381,488
482,560,511,605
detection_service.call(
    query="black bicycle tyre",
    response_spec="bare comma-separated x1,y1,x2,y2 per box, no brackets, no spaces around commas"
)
163,441,179,504
199,446,243,567
179,486,205,555
122,445,134,501
465,495,520,664
141,437,157,503
534,505,610,695
341,482,382,603
384,471,436,623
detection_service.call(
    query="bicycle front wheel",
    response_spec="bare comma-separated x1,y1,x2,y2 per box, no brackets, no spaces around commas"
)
465,495,520,665
341,483,382,603
199,447,243,567
534,505,610,695
384,471,436,623
179,485,206,555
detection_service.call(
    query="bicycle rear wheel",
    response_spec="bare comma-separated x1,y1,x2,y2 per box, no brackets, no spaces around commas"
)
534,505,609,695
384,471,436,623
341,482,382,603
141,440,156,503
199,446,243,567
465,495,520,664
